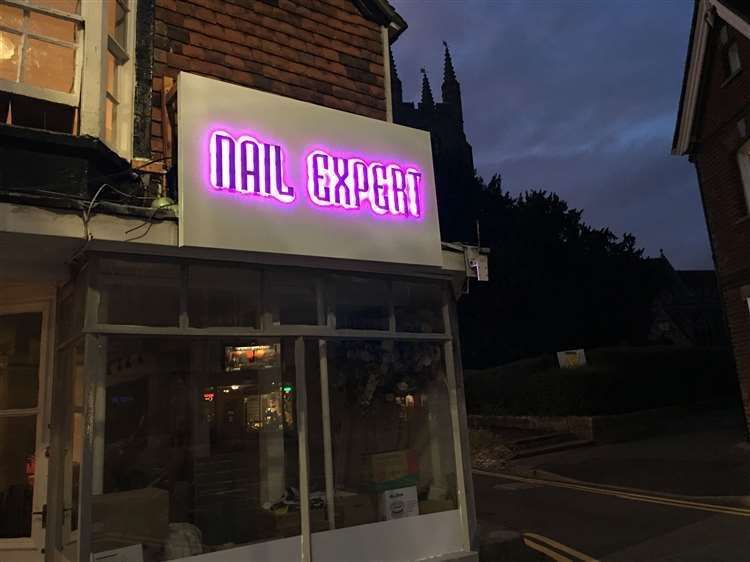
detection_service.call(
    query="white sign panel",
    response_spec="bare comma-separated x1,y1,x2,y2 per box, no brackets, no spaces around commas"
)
177,72,443,267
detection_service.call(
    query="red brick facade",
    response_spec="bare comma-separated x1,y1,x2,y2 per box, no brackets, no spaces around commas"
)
690,18,750,435
149,0,387,158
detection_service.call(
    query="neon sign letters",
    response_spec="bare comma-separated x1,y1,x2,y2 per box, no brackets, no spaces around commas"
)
208,130,422,218
209,131,295,203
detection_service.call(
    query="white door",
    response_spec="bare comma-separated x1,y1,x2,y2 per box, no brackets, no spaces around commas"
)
0,303,52,562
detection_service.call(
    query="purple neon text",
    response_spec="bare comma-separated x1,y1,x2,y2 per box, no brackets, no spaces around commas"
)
306,149,422,218
209,130,295,203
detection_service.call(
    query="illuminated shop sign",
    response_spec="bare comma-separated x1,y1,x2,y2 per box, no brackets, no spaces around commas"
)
179,72,442,267
209,131,423,218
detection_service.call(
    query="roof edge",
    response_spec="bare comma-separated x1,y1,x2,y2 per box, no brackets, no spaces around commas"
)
352,0,408,42
673,0,750,156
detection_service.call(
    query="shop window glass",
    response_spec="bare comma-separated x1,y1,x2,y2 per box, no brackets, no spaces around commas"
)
0,311,42,539
330,276,389,330
97,259,181,327
69,342,84,532
265,271,319,326
318,340,458,531
92,337,300,560
0,416,36,538
393,281,445,333
0,312,41,410
188,265,261,328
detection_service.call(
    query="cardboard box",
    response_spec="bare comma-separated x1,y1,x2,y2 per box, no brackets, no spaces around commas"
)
335,493,378,528
419,499,456,515
363,450,418,492
379,486,419,520
274,509,328,537
91,488,169,553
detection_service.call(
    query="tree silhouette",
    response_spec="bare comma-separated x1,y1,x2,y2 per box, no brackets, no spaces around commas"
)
455,175,657,369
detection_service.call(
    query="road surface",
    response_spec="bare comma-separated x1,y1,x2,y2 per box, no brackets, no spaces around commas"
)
474,471,750,561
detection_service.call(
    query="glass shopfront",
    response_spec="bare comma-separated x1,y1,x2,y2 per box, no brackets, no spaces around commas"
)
52,253,469,562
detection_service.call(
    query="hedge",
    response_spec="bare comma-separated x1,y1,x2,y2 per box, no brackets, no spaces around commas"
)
464,346,739,416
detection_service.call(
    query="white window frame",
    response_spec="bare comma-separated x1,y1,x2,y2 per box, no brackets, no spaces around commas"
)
0,299,55,560
78,0,136,160
0,0,84,107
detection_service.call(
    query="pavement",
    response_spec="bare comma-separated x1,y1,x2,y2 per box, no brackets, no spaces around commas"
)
474,409,750,561
509,410,750,502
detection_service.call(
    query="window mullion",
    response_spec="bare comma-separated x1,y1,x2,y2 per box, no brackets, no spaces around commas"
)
16,10,28,83
294,337,312,562
318,339,336,530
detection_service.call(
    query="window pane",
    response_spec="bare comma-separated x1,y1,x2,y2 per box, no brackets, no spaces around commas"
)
106,51,117,95
322,341,458,531
92,337,300,560
96,259,181,326
70,343,84,531
188,265,260,328
0,30,21,82
330,276,389,330
104,96,116,145
0,4,22,29
29,11,76,42
107,0,127,46
32,0,80,14
0,312,41,410
729,43,742,75
23,38,75,92
0,415,36,538
393,281,445,333
265,271,318,325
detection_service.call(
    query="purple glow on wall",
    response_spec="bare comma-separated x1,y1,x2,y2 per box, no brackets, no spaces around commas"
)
209,130,295,204
305,148,422,218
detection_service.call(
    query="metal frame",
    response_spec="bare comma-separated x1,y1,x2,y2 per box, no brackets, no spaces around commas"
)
73,253,473,562
0,299,55,558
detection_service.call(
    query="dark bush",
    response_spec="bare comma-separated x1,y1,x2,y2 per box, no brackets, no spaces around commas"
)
464,346,739,416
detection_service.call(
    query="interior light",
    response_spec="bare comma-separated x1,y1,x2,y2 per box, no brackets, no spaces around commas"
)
0,33,15,61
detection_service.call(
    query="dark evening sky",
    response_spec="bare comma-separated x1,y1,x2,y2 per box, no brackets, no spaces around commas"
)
390,0,712,269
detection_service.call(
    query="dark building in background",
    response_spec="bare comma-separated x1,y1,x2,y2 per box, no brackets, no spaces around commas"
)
673,0,750,435
645,255,727,347
391,44,479,243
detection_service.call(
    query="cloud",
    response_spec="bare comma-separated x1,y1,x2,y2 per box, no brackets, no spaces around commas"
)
391,0,712,269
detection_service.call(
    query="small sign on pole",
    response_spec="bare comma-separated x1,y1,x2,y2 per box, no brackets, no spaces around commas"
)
557,349,587,369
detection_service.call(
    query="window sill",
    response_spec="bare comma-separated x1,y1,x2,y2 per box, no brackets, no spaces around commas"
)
721,68,742,88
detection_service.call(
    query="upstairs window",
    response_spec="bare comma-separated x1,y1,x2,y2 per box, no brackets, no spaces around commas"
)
736,138,750,215
104,0,129,148
719,25,742,82
0,0,135,157
0,0,82,131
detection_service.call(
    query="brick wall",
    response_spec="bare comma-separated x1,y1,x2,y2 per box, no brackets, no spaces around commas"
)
148,0,387,158
693,17,750,435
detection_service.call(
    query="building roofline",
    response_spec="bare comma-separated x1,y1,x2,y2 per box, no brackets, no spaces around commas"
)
673,0,750,156
352,0,408,42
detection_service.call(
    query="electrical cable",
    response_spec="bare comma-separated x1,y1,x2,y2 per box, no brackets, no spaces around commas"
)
0,155,171,196
124,201,176,242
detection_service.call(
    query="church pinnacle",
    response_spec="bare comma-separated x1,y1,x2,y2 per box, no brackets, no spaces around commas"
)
419,68,434,112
